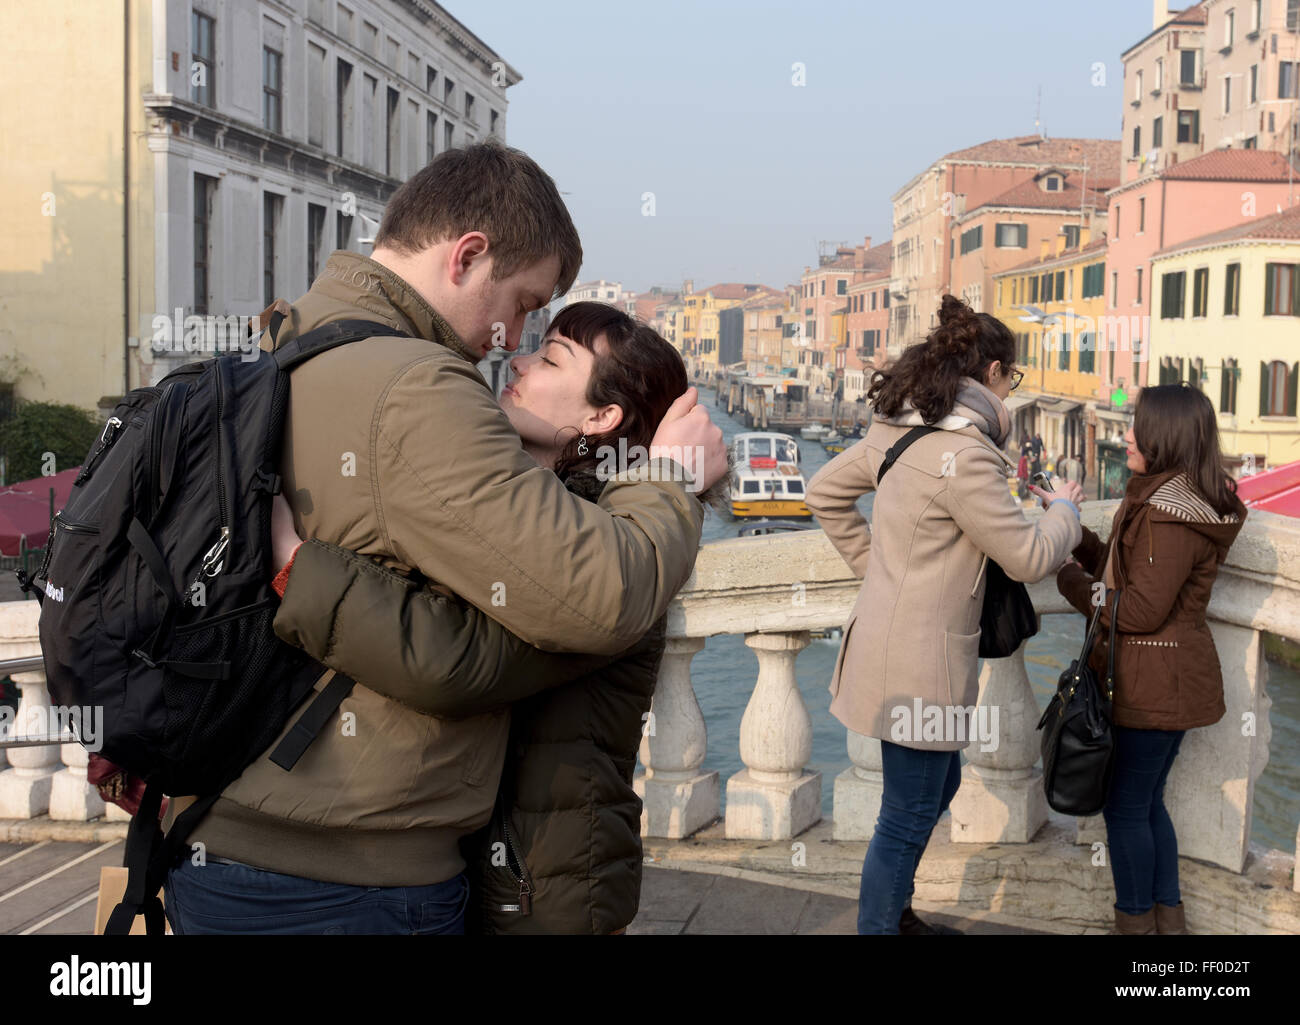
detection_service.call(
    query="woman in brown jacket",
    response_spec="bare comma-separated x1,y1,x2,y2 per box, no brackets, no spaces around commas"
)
1055,385,1246,936
807,295,1084,934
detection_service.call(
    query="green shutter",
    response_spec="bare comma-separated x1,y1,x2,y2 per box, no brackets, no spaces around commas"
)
1289,362,1299,417
1261,361,1270,414
1292,264,1300,316
1265,264,1274,314
1220,364,1230,410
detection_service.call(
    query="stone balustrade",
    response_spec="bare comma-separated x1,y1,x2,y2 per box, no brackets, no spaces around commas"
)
2,501,1299,917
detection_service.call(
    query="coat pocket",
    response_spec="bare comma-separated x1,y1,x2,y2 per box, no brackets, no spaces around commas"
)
830,613,858,699
943,628,983,711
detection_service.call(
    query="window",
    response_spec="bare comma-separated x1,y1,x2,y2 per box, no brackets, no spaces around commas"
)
1082,262,1105,299
1153,116,1163,148
1138,197,1146,233
1291,0,1300,31
883,291,890,309
426,110,437,163
1041,273,1053,303
191,10,215,107
1058,332,1071,371
1224,9,1235,48
307,203,326,288
1030,275,1039,303
1264,262,1300,315
960,225,983,255
1190,356,1205,391
1180,48,1198,85
307,43,326,146
385,87,400,176
1064,224,1081,249
821,280,826,295
1161,270,1186,318
871,291,878,311
263,193,281,309
1055,270,1065,300
490,109,499,136
837,279,847,295
1223,75,1232,115
408,53,420,84
1079,333,1095,374
1260,360,1298,416
1192,267,1209,317
193,174,214,316
1250,0,1261,33
362,21,378,57
336,209,352,251
1177,109,1200,143
464,92,475,121
1137,267,1144,304
1132,125,1141,158
995,222,1028,248
336,59,353,159
1112,270,1119,307
1282,62,1299,100
262,47,282,133
1114,205,1120,237
1159,356,1186,385
1221,358,1238,413
444,77,455,105
1135,70,1144,101
1155,57,1164,92
1250,64,1258,105
427,66,437,93
336,3,353,41
1225,262,1241,314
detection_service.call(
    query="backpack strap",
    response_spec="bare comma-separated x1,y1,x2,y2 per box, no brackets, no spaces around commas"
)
272,319,411,373
875,425,940,485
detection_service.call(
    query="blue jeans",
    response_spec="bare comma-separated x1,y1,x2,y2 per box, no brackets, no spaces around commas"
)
857,740,963,934
163,858,469,935
1102,725,1185,915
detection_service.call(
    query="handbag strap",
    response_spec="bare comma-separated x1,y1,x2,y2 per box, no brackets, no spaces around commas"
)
875,426,939,485
1103,588,1122,699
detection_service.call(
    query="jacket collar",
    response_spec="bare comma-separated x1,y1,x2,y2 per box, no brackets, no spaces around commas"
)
290,250,479,364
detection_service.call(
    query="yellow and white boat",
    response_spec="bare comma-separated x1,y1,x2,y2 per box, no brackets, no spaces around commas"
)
730,432,811,519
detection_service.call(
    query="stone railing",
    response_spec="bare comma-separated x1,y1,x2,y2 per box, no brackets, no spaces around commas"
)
2,502,1297,906
635,500,1300,891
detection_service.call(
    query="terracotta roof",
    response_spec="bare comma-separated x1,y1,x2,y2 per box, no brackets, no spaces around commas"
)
941,136,1121,185
813,240,894,274
970,176,1110,215
1160,148,1300,182
994,236,1110,276
1153,203,1300,256
698,283,782,300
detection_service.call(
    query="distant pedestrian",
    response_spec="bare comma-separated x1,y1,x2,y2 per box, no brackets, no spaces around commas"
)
1031,432,1044,458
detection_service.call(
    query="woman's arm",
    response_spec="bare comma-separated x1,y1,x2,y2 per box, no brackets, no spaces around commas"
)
806,437,877,578
273,539,623,718
1071,526,1105,576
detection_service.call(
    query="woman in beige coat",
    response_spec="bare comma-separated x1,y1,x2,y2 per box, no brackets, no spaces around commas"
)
807,295,1084,934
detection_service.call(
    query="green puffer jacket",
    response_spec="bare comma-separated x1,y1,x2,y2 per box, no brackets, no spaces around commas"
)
272,469,674,934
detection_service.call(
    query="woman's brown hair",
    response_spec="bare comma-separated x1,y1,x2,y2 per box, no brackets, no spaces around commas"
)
868,294,1016,422
545,302,726,509
1132,384,1238,515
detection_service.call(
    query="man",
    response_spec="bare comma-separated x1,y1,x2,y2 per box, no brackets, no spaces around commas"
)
162,143,725,935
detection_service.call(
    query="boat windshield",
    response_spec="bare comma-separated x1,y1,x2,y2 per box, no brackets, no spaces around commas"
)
746,438,773,460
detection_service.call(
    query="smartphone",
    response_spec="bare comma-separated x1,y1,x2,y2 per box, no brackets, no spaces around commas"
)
1031,471,1054,492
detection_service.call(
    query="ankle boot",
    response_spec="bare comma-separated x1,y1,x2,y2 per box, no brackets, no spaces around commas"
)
1154,902,1189,935
1112,907,1157,935
899,906,962,935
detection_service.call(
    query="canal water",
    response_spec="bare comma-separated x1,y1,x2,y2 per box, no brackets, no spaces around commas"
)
683,385,1300,855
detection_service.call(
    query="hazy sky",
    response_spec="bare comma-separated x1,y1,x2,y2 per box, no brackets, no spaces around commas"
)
456,0,1154,293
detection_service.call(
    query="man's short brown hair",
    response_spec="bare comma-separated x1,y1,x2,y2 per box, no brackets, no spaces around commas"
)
374,141,581,299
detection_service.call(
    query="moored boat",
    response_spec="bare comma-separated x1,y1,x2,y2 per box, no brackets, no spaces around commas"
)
730,432,811,520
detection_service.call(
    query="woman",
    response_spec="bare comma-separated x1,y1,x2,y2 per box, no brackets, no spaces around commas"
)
1054,385,1246,936
806,294,1084,935
268,301,723,934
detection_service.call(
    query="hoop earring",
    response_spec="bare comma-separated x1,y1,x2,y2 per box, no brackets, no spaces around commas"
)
577,434,589,457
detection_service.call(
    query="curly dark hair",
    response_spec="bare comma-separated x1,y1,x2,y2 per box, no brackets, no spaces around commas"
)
868,294,1016,423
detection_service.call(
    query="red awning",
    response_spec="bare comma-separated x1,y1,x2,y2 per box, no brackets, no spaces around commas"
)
0,467,81,556
1236,460,1300,518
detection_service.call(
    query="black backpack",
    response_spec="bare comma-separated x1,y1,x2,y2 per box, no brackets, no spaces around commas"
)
18,313,407,935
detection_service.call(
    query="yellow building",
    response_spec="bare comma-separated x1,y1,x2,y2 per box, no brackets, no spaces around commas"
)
675,280,775,373
992,231,1108,464
1148,205,1300,471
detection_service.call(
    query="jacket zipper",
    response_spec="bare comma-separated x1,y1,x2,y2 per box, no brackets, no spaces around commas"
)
497,809,534,916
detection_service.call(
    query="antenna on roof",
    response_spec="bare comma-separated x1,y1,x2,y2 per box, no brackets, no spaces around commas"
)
1034,85,1045,139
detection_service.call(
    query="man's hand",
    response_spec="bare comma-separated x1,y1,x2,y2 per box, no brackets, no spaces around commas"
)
649,387,727,491
270,492,304,574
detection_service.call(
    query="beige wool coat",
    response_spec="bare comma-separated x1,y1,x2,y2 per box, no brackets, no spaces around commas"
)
806,419,1082,751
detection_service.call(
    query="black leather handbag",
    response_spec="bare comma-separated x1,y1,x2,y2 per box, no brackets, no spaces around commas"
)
876,425,1039,659
1037,589,1122,815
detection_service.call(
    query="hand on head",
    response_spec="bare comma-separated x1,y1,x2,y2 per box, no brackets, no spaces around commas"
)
649,387,727,490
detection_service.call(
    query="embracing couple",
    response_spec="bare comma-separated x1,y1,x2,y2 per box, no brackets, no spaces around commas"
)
160,142,727,935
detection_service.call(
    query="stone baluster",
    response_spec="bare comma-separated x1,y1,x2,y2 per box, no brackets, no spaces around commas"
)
949,642,1048,844
50,737,104,821
725,631,820,839
0,670,61,819
832,730,883,840
635,636,719,838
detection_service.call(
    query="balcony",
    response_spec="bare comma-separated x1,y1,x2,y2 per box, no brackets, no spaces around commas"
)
1,504,1298,933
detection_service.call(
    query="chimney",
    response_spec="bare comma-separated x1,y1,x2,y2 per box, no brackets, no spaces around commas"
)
1153,0,1168,30
1055,233,1067,256
683,278,694,295
1080,226,1092,247
1040,238,1051,262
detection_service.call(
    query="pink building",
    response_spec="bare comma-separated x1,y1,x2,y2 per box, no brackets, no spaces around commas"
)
797,236,892,375
1102,147,1300,397
845,262,893,375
